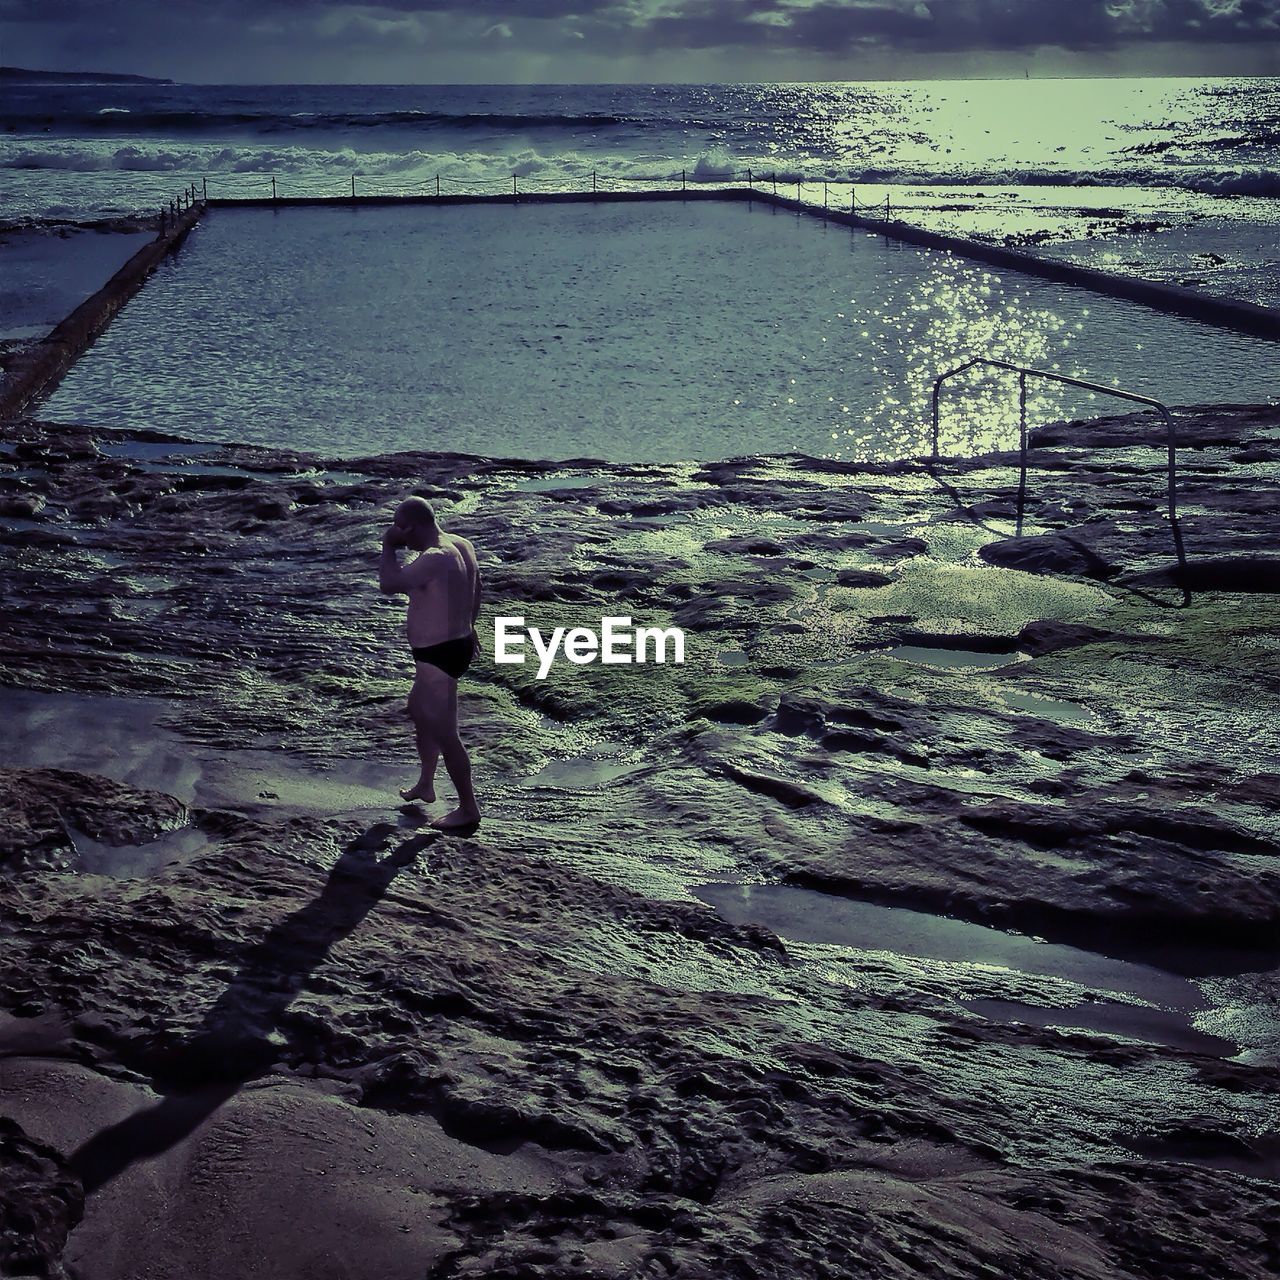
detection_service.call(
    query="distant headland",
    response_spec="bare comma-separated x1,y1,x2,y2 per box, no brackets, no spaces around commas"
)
0,67,173,84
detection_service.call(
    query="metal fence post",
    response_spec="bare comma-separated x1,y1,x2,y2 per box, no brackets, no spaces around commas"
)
931,379,942,459
202,177,207,201
592,169,597,193
885,193,891,221
271,176,277,201
1017,370,1029,535
823,181,828,209
435,174,440,197
772,173,777,194
351,174,356,199
682,168,686,191
747,168,753,190
1018,371,1028,456
512,174,517,197
796,179,801,202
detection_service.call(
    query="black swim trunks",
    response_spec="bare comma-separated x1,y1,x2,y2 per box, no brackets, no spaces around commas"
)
411,634,474,679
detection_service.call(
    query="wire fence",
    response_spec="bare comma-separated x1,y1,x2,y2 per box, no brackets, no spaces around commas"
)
155,180,207,234
153,168,906,227
151,168,1159,246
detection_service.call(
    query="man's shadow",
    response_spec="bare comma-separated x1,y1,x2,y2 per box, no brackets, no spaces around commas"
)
70,822,436,1195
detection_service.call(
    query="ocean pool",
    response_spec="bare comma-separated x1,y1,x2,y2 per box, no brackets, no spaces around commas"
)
41,200,1280,462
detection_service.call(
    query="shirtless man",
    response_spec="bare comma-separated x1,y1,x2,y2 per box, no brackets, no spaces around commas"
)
379,496,481,829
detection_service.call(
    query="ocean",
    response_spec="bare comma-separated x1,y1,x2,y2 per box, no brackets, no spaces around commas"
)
3,77,1279,305
4,76,1279,460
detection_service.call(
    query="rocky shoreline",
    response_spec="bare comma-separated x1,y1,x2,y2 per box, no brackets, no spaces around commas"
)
1,404,1278,1277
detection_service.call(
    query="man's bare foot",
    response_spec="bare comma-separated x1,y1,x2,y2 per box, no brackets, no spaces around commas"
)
399,781,436,803
430,806,481,830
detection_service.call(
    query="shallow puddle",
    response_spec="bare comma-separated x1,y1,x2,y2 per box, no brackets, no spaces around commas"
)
0,687,405,819
1000,689,1094,725
694,882,1247,1057
69,823,212,879
963,996,1235,1057
98,441,221,463
509,474,604,492
696,883,1196,1001
847,520,910,536
161,463,261,479
888,644,1027,669
520,755,643,789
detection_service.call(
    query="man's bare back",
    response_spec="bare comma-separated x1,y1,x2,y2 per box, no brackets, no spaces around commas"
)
379,498,481,830
401,534,478,649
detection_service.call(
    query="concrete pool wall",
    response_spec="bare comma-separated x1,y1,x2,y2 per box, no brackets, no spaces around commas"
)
0,201,204,420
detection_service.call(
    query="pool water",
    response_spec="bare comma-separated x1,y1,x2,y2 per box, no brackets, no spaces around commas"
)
42,201,1280,463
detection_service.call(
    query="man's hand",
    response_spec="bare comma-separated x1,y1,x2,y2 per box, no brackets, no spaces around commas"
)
379,523,410,594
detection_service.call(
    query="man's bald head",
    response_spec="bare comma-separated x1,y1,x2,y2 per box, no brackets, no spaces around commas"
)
395,496,437,531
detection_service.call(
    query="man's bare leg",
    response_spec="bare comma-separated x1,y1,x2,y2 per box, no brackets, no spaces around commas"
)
404,668,480,827
431,678,480,828
430,725,480,829
400,675,440,803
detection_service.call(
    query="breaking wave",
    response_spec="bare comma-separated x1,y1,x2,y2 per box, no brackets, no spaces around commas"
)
9,141,1278,200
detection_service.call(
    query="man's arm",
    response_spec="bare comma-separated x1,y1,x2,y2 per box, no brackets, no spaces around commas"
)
456,537,481,626
450,537,482,652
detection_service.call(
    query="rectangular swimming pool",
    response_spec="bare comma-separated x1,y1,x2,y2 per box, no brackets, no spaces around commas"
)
40,200,1280,462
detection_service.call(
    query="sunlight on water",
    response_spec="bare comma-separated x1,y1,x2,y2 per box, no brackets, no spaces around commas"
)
840,256,1072,458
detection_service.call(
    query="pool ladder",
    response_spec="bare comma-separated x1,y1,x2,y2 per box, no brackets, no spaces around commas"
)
930,358,1188,590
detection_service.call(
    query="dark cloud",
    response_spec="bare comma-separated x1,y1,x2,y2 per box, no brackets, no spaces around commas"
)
598,0,1280,54
2,0,1277,76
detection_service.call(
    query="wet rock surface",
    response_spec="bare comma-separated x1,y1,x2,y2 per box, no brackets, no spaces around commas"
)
0,407,1278,1278
0,768,188,872
0,1114,83,1278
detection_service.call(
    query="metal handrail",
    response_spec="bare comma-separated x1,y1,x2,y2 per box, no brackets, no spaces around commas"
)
930,357,1188,585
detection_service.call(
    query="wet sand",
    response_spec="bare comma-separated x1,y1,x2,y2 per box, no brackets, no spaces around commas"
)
1,406,1279,1277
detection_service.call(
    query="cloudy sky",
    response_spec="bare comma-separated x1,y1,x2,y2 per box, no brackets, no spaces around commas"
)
4,0,1278,82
